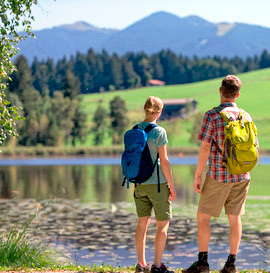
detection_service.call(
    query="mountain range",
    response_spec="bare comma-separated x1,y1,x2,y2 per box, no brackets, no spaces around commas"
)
19,11,270,62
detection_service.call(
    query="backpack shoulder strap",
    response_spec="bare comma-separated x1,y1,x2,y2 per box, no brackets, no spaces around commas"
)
144,123,158,134
132,123,158,132
144,123,161,192
214,107,231,124
238,108,246,128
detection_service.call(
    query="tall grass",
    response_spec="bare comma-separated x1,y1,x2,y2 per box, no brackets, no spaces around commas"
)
0,204,66,267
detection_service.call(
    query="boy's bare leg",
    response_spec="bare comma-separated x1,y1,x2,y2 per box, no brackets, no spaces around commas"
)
135,216,151,266
197,212,211,252
227,214,242,255
154,220,169,267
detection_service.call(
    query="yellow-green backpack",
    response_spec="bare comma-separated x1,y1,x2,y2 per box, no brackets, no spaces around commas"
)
213,107,260,175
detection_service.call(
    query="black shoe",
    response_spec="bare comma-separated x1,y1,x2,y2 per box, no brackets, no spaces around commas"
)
135,263,151,273
151,263,174,273
182,261,210,273
220,262,239,273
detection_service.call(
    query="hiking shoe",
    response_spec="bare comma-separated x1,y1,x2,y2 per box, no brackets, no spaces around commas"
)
220,262,239,273
151,264,174,273
182,261,210,273
135,263,151,273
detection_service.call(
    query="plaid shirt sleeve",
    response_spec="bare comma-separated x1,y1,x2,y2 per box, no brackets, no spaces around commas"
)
198,111,214,143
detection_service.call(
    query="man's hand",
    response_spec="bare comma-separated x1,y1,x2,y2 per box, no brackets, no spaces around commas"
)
193,140,211,194
169,184,176,201
194,175,202,194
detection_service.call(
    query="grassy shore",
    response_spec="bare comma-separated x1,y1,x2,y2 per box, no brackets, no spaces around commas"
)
0,145,201,158
0,265,268,273
1,145,270,158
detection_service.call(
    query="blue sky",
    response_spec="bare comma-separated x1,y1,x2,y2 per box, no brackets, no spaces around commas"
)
32,0,270,30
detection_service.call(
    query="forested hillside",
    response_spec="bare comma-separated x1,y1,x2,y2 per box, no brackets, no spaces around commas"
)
15,49,270,94
6,49,270,150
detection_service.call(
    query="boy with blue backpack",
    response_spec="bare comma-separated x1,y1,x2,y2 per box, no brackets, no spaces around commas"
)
122,96,176,273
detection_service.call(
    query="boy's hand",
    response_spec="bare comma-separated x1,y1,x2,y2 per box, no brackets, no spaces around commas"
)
169,184,176,201
194,175,202,194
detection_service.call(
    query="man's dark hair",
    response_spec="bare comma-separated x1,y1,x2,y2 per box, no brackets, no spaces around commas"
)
220,75,241,99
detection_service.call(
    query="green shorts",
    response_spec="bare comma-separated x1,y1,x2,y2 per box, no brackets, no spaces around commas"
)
134,183,172,221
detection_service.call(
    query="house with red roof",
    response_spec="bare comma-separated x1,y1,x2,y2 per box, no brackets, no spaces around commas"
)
148,79,166,86
160,98,197,120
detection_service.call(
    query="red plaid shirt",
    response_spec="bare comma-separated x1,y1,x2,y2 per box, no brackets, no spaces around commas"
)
198,102,251,183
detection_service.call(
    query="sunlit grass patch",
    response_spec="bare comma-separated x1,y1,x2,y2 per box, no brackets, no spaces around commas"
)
0,205,67,268
0,264,267,272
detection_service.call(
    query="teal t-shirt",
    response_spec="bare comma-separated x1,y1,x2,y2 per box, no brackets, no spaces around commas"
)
137,121,168,185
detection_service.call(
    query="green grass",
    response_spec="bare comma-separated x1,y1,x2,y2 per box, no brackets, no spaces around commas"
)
0,205,66,268
0,145,124,157
0,266,267,273
249,165,270,196
0,264,267,272
82,68,270,117
81,69,270,150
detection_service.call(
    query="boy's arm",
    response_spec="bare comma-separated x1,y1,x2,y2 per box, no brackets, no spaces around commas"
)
194,140,211,194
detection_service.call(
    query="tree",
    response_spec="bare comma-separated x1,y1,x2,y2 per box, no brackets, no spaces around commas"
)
190,112,204,146
110,53,123,90
259,49,270,69
74,52,88,93
0,0,38,144
17,89,43,146
70,101,88,146
151,54,164,80
50,91,77,146
32,57,49,93
62,70,80,100
110,96,129,144
122,60,140,89
136,56,153,86
9,56,33,98
93,104,107,145
46,58,57,96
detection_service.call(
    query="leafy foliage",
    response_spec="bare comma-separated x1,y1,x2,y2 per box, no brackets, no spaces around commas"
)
0,0,38,143
190,112,204,146
110,96,129,144
6,56,88,147
93,104,107,145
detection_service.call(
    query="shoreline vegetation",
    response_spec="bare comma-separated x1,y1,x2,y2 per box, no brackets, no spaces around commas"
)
0,266,268,273
0,146,270,158
0,146,200,158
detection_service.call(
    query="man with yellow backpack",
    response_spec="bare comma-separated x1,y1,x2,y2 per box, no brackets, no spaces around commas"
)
183,75,259,273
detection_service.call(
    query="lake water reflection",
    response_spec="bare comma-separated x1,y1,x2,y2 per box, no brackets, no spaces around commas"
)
0,158,269,270
0,163,198,204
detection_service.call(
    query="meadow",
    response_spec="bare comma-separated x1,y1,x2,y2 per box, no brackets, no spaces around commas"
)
81,68,270,150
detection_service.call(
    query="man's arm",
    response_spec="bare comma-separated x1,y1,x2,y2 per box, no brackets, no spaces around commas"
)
194,140,211,193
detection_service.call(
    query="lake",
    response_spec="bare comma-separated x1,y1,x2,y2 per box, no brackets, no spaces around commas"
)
0,157,269,271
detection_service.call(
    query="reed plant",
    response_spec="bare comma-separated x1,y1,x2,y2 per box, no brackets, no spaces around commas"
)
0,203,66,267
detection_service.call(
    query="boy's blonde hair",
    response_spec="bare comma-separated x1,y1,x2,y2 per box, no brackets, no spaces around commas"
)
144,96,163,115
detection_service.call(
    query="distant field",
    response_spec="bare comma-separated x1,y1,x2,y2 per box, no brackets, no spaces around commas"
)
81,69,270,150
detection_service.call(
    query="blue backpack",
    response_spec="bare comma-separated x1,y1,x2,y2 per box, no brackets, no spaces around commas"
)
121,123,161,192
